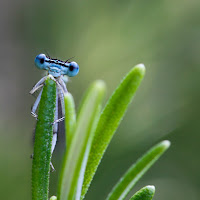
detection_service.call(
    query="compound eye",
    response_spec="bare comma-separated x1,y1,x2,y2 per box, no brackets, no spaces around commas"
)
35,54,47,69
67,62,79,77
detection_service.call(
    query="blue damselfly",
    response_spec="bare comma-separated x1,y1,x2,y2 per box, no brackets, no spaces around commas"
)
30,53,79,170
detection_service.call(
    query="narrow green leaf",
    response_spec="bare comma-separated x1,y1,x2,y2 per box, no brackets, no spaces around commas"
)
76,82,92,118
32,77,56,200
58,80,106,200
81,64,146,199
50,196,57,200
129,185,155,200
64,92,76,147
106,140,170,200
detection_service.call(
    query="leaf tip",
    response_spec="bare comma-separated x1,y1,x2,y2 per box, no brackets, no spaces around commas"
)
95,79,106,88
93,80,106,94
64,91,73,98
161,140,171,148
135,63,146,75
145,185,155,192
64,92,75,105
50,196,57,200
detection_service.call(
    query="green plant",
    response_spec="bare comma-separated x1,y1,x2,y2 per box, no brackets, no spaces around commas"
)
32,64,170,200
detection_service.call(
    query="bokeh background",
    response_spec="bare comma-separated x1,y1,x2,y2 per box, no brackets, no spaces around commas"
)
1,0,200,199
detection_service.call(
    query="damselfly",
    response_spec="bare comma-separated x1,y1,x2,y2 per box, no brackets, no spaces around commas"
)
30,53,79,170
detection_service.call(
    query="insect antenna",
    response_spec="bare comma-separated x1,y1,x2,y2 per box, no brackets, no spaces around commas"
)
44,49,51,58
65,56,75,63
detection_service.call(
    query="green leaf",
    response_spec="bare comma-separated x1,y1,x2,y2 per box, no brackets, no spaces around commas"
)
129,185,155,200
81,64,146,199
32,77,56,200
106,140,170,200
64,92,76,147
58,80,106,200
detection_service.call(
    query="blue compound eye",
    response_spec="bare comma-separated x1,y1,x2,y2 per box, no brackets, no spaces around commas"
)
35,54,47,70
67,62,79,77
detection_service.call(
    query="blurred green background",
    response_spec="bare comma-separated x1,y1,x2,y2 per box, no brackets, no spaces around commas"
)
0,0,200,199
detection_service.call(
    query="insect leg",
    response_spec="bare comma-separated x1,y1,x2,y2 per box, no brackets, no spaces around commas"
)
52,88,59,153
59,87,65,118
58,77,68,94
50,88,59,171
30,76,47,94
31,88,43,119
51,76,68,123
52,87,65,124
